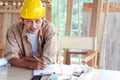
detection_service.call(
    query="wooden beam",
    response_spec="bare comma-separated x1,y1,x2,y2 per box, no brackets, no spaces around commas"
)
0,44,5,50
0,0,23,2
64,0,73,64
90,0,102,37
0,0,51,3
99,0,110,69
42,0,52,3
0,9,19,13
45,3,52,22
90,0,103,68
66,0,73,35
83,2,120,12
0,1,52,14
0,44,5,58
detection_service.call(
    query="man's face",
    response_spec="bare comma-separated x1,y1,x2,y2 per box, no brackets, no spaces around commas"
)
23,19,43,34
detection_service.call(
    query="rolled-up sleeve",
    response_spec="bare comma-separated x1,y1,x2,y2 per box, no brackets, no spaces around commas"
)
5,27,20,60
42,23,58,64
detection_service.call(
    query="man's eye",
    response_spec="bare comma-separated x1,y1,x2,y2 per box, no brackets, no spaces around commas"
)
36,20,40,23
27,21,31,22
27,21,32,23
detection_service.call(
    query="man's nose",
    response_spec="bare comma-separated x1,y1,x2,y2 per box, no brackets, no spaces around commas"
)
32,21,37,27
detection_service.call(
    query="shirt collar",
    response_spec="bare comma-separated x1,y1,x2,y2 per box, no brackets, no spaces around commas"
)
22,26,28,37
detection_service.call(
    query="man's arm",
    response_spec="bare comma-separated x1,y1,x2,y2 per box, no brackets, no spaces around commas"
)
8,57,46,70
42,23,58,64
5,26,46,69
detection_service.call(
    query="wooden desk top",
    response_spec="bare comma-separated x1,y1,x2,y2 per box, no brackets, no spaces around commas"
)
0,64,120,80
0,65,33,80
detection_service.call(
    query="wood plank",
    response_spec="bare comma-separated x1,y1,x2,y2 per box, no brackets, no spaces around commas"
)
45,3,52,22
11,5,20,23
0,9,19,13
83,5,120,70
0,0,52,14
0,0,23,1
60,36,95,49
42,0,52,3
90,0,102,37
66,0,73,35
0,0,51,3
0,44,5,58
63,0,73,64
83,3,120,12
0,44,5,50
89,0,102,68
0,13,3,44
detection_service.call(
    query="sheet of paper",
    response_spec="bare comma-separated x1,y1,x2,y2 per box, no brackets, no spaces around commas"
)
0,58,8,66
33,64,62,76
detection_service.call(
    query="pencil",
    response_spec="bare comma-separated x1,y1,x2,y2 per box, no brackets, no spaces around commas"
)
33,55,53,69
33,55,42,62
33,55,47,65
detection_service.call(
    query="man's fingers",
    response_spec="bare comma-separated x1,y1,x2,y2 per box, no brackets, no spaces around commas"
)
35,62,47,70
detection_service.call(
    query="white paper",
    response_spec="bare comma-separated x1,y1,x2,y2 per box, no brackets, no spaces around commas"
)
33,64,62,76
0,58,8,66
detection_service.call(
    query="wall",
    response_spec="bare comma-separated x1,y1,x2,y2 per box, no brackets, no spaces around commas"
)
83,3,120,70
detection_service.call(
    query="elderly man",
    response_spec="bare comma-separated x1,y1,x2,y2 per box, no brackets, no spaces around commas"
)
5,0,58,70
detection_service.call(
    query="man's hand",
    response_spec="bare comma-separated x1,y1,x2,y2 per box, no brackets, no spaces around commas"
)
24,57,47,70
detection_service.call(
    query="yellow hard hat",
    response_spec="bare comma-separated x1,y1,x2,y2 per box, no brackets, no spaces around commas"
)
20,0,45,19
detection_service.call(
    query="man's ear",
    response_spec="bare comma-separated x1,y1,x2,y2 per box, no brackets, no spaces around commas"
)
23,19,26,24
18,15,24,21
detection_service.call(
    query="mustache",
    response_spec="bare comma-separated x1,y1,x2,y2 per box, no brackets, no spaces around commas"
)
30,27,39,31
